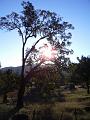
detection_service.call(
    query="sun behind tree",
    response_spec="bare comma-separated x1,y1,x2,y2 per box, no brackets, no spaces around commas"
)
0,1,74,109
39,43,58,61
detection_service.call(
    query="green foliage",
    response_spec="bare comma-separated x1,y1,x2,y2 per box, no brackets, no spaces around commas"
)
76,56,90,81
67,57,90,87
25,65,63,102
0,69,20,95
66,63,78,84
69,56,90,94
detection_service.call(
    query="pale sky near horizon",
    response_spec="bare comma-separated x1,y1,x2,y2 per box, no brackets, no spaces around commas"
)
0,0,90,67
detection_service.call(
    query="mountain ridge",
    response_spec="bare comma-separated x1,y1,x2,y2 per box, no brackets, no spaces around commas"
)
1,66,22,75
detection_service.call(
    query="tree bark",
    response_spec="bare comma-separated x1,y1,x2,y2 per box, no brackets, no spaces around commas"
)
86,81,90,94
3,93,7,103
16,82,25,108
16,44,26,108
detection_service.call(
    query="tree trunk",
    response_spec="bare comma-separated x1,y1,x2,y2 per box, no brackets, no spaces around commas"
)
16,44,26,108
3,93,7,103
86,81,90,94
16,81,26,108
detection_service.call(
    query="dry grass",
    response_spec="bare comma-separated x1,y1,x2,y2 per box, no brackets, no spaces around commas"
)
0,87,90,120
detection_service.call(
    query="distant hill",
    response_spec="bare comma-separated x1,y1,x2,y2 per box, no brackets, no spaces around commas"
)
1,65,69,77
1,66,22,75
1,65,32,75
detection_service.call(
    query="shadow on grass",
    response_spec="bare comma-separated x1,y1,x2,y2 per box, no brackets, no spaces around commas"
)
0,107,19,120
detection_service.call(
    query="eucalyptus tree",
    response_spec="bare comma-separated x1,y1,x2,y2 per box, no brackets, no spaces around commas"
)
0,1,74,108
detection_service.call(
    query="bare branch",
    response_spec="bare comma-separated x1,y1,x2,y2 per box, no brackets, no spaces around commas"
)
17,27,24,43
24,34,34,46
26,34,34,40
24,34,49,62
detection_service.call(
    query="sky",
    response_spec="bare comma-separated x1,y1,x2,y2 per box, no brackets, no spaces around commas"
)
0,0,90,67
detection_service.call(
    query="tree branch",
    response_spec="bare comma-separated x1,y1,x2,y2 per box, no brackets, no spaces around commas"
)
14,22,24,44
26,34,34,40
24,60,45,82
24,35,49,62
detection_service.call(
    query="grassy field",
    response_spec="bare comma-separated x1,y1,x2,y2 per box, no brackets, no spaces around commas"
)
0,87,90,120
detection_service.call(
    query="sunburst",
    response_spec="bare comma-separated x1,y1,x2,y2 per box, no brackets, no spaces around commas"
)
39,43,57,61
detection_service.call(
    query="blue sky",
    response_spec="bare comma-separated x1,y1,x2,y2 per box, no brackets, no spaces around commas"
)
0,0,90,67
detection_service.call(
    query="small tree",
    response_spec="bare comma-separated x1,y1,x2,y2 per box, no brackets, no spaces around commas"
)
67,63,78,84
76,56,90,94
0,1,74,108
0,69,20,103
28,64,60,101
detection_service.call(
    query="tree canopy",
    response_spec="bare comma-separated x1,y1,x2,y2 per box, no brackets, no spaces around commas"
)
0,1,74,69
